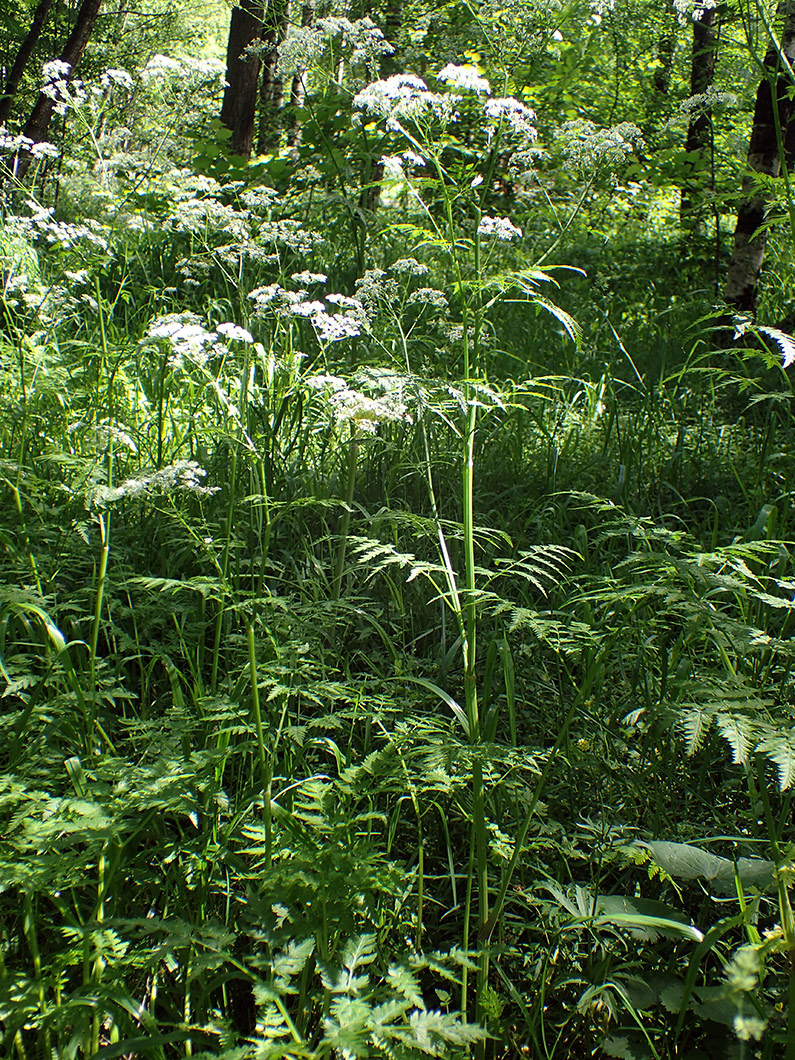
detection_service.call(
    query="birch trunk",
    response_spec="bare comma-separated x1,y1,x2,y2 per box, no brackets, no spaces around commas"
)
256,0,290,154
285,2,314,147
680,5,719,231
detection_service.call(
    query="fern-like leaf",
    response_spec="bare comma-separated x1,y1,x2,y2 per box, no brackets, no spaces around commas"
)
678,707,713,755
758,735,795,790
715,713,755,766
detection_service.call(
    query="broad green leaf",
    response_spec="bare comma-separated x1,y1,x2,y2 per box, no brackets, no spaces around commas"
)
643,842,775,896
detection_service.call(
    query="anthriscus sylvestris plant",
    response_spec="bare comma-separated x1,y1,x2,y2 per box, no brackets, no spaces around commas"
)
352,61,580,1030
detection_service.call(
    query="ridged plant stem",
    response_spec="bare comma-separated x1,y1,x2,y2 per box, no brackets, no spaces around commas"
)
211,350,250,693
247,620,271,864
332,429,358,602
89,279,113,749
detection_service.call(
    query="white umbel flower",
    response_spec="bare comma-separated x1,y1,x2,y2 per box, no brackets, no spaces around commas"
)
674,0,717,23
438,63,491,95
484,97,537,140
478,215,523,241
354,74,459,129
217,322,254,343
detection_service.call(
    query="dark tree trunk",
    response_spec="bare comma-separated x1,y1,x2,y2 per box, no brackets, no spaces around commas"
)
220,0,265,158
680,5,719,231
725,2,795,314
255,0,290,155
0,0,54,126
7,0,102,185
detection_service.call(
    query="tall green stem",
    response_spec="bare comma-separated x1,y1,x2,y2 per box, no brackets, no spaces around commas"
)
89,280,113,747
89,511,110,715
434,155,489,1027
332,429,358,602
87,848,107,1057
7,318,44,596
211,350,250,693
247,621,272,864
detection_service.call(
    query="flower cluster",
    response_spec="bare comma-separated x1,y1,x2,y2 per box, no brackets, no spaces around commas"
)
679,88,738,115
100,68,135,92
354,269,400,311
239,186,280,212
168,196,251,241
444,323,475,345
41,59,72,101
217,322,254,344
484,97,537,141
292,270,328,285
407,287,448,309
0,130,59,159
403,149,426,168
354,66,538,180
380,155,408,182
144,314,253,367
478,215,523,241
271,30,325,78
9,201,110,251
259,219,323,254
90,423,138,452
390,258,429,276
557,119,643,171
305,372,412,433
145,313,219,367
41,59,87,114
673,0,718,23
313,313,363,342
141,54,226,85
438,63,491,95
328,16,393,66
249,284,366,343
145,170,320,271
89,460,217,508
42,59,71,84
354,74,460,131
275,16,393,78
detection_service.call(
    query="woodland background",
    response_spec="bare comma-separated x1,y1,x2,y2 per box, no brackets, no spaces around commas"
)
1,0,795,1058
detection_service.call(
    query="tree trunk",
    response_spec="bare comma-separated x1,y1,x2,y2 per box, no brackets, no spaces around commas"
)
220,0,265,158
0,0,54,127
255,0,290,154
680,5,719,231
7,0,102,185
725,2,795,314
285,1,315,148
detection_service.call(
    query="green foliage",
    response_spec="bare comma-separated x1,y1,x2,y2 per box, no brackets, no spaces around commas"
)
4,2,795,1059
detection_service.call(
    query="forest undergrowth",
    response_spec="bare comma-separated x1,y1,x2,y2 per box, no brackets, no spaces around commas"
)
2,6,795,1060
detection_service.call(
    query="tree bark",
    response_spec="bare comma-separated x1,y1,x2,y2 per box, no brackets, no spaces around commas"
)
220,0,265,158
680,5,719,231
255,0,290,155
0,0,54,127
7,0,103,185
725,2,795,314
285,1,314,147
